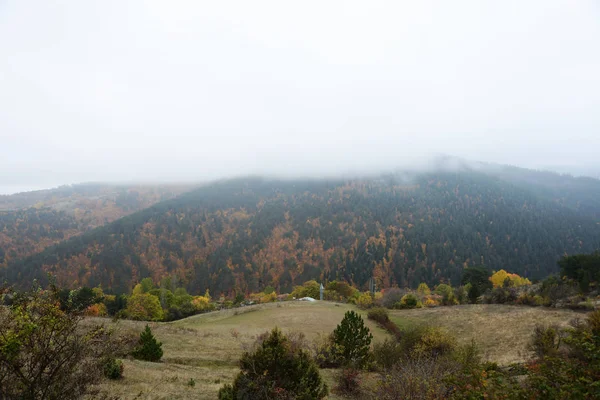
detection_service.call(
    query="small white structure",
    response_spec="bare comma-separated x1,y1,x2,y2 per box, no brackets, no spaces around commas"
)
298,297,316,302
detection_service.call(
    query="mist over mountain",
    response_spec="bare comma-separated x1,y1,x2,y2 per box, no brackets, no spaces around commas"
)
0,183,194,266
1,1,599,299
2,164,599,295
2,2,600,193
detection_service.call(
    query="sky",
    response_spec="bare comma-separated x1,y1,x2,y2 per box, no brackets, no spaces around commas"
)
1,0,600,194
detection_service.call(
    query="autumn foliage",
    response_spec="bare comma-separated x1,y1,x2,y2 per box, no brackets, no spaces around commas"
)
490,269,532,288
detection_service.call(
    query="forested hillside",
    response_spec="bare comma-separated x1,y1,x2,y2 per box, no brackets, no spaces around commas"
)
480,163,600,220
0,184,193,266
3,170,599,295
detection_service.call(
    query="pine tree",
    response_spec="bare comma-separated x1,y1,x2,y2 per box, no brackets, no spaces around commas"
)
218,328,328,399
132,325,163,362
332,311,373,368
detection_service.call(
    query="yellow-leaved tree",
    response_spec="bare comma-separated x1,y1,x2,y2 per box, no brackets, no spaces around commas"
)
490,269,532,288
417,283,431,296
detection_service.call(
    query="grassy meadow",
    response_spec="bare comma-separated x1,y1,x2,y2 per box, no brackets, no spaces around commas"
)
89,302,583,399
390,304,583,365
89,301,387,399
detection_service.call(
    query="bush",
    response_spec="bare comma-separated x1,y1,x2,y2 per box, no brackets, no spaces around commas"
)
462,267,492,294
259,292,277,303
367,307,390,324
434,284,457,305
423,297,439,307
521,310,600,399
399,326,457,359
126,293,164,321
356,292,373,309
132,324,163,362
417,283,431,295
332,311,373,369
0,285,117,399
368,308,402,339
102,357,124,380
483,286,518,304
373,338,404,370
453,286,469,305
377,357,458,400
326,281,358,300
528,324,563,358
219,328,328,399
335,367,361,395
515,292,538,306
467,284,481,304
217,384,234,400
380,287,406,308
311,333,343,368
397,293,420,309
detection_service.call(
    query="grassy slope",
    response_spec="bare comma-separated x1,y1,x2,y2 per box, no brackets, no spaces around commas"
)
390,304,583,365
90,301,387,400
90,303,583,399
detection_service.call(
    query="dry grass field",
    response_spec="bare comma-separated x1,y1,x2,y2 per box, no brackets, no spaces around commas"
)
389,304,584,365
89,301,388,400
88,302,584,399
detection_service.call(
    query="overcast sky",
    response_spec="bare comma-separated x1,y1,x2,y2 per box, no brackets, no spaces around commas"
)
1,1,599,194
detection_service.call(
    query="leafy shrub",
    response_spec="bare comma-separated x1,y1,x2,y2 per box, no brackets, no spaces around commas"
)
367,307,390,324
434,284,457,305
233,293,245,305
453,286,469,305
132,325,163,362
485,287,518,304
373,338,404,370
515,292,537,306
335,367,361,395
528,324,563,358
452,340,481,369
263,285,275,295
84,302,108,317
490,269,532,288
397,293,420,309
417,283,431,295
380,287,406,308
326,281,359,300
462,267,492,302
356,292,373,309
533,294,548,306
291,280,320,299
332,311,373,368
126,293,164,321
259,291,277,303
423,297,439,307
399,326,457,359
467,284,481,304
217,384,234,400
191,294,215,312
540,276,578,306
218,328,328,399
102,357,124,380
0,285,118,399
311,333,342,368
520,311,600,399
377,357,458,400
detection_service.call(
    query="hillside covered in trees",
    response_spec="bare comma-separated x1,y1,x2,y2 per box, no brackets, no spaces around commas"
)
3,166,599,296
0,184,193,266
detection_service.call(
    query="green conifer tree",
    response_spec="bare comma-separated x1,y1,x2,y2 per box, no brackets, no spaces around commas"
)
332,311,373,368
132,325,163,362
218,328,328,399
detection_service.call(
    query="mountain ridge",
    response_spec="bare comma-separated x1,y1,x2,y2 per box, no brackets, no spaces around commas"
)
3,166,600,295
